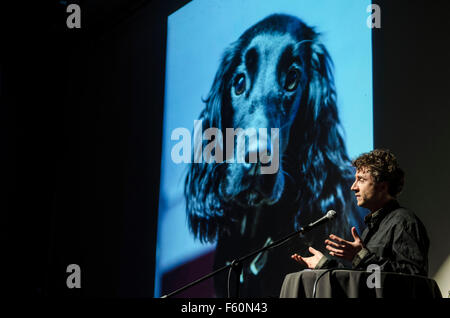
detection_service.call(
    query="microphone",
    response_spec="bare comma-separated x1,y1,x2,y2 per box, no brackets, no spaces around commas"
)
268,210,337,250
302,210,337,232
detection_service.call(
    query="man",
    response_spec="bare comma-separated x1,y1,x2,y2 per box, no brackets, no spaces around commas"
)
291,149,429,276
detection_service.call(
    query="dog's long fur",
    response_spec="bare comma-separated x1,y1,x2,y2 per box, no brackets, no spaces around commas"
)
184,14,364,297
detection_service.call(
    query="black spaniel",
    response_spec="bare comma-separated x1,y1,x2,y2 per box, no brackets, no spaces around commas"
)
184,14,365,297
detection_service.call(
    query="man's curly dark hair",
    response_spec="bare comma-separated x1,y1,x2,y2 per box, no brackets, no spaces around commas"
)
352,149,405,197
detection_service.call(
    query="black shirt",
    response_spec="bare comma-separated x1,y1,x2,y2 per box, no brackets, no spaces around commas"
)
317,200,430,276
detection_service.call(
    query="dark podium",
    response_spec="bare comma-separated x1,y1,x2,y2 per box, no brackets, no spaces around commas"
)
279,269,442,298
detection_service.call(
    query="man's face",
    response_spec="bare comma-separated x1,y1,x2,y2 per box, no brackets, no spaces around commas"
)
350,168,385,212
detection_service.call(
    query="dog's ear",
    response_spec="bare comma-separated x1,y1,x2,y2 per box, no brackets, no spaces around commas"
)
202,44,238,131
307,42,338,123
184,45,238,243
294,41,359,237
301,42,345,194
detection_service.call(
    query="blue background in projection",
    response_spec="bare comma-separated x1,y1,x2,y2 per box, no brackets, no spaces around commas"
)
155,0,372,297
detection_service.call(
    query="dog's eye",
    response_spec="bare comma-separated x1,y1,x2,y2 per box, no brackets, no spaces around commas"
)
284,67,300,92
233,74,246,95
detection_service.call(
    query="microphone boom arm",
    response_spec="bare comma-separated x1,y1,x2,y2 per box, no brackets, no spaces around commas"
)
160,210,336,298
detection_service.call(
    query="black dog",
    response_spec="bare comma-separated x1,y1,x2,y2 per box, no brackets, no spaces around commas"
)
184,14,365,297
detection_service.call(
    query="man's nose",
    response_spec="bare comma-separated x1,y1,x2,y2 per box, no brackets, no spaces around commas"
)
350,181,358,191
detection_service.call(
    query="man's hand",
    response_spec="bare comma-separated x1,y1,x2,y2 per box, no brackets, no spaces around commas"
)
291,246,324,269
325,227,363,261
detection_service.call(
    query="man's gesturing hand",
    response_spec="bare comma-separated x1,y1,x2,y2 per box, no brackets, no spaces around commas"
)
325,227,364,261
291,246,324,269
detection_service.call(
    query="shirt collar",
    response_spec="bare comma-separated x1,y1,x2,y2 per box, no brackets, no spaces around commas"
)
364,200,400,230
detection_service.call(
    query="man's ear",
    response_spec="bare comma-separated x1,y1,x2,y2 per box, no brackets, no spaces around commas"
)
377,181,390,196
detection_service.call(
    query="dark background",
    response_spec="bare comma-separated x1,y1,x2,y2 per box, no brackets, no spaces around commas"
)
1,0,449,297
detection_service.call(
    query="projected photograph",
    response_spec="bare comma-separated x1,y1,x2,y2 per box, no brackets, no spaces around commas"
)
156,0,373,297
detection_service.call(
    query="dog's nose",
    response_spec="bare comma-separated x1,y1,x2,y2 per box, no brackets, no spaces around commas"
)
259,142,272,167
244,150,259,166
244,148,273,172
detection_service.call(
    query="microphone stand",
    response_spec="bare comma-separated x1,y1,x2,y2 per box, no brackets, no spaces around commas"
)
160,223,318,298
